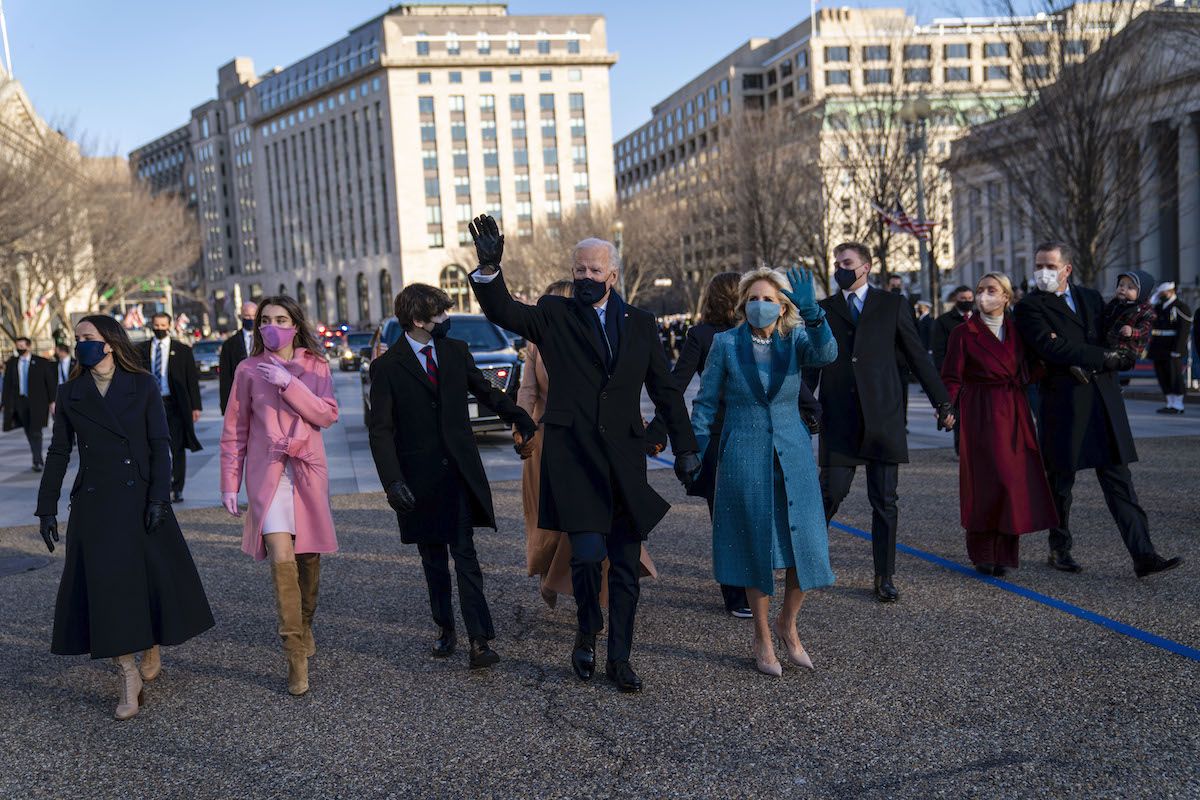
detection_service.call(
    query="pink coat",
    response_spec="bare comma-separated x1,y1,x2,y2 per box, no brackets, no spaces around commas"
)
219,350,339,560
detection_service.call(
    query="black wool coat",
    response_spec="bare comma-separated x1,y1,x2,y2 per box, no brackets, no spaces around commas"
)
931,309,969,371
218,330,251,414
137,338,203,451
470,271,697,539
1014,286,1137,472
36,369,214,658
3,355,56,430
810,287,950,467
367,335,534,545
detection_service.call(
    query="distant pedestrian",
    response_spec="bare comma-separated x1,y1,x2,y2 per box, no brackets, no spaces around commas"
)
220,296,339,696
36,315,213,720
2,337,55,471
940,273,1058,576
1147,282,1192,414
219,301,258,414
137,313,203,503
932,285,974,371
53,342,74,386
915,301,933,354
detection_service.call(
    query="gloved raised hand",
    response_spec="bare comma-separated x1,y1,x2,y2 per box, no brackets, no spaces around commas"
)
469,214,505,272
144,501,171,534
386,480,417,515
781,267,823,323
39,515,59,553
257,360,293,389
222,491,242,517
674,451,702,490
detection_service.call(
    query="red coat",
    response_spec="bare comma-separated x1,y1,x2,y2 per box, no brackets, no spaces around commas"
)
941,314,1058,535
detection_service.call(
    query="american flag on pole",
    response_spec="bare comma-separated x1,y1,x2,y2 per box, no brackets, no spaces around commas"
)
872,198,936,241
122,304,145,329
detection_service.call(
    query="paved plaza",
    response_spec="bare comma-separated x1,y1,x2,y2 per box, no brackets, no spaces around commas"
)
0,371,1197,798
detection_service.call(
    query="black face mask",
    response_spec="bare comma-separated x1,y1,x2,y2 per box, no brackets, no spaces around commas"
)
833,268,859,292
956,300,974,314
890,287,903,294
242,318,255,331
153,329,170,340
574,277,609,306
15,347,27,356
429,319,452,340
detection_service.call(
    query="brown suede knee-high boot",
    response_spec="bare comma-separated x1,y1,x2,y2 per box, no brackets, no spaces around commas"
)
296,553,321,657
271,560,308,696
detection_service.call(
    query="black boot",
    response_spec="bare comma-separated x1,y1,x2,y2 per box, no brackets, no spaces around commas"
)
605,660,643,693
873,575,899,603
1047,549,1082,573
1134,554,1183,579
431,626,456,658
571,632,596,681
468,637,500,669
974,563,996,576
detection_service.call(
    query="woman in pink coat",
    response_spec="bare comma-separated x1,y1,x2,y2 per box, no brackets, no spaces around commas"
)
219,295,339,696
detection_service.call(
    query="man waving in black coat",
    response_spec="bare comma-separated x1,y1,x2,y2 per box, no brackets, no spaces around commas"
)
468,215,699,693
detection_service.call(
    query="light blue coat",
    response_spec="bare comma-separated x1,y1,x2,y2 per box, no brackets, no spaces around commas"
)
691,321,838,595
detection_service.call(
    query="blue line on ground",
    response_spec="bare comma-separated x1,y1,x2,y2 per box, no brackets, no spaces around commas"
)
648,453,1200,663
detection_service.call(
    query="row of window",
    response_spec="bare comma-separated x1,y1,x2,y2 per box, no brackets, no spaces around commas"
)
419,92,585,115
417,67,583,86
256,34,380,113
260,77,383,138
415,30,581,57
617,78,731,157
824,39,1087,63
136,149,186,178
824,64,1027,86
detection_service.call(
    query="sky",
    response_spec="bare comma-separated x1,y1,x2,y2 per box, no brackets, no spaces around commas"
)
3,0,988,155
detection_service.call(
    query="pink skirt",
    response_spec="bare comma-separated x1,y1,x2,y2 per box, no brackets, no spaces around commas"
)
260,460,296,535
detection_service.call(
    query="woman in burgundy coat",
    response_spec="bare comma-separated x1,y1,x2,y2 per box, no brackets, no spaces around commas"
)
941,272,1058,575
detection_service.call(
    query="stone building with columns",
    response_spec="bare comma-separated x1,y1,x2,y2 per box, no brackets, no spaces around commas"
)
946,6,1200,301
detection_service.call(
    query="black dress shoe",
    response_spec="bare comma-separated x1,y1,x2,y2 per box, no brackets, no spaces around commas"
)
1134,554,1183,579
1047,549,1082,573
571,632,596,681
605,660,643,693
468,638,500,669
171,491,184,504
992,565,1009,578
974,563,996,576
31,463,43,473
873,575,899,603
431,627,456,658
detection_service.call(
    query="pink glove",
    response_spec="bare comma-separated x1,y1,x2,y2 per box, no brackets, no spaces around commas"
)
257,361,292,389
222,491,241,517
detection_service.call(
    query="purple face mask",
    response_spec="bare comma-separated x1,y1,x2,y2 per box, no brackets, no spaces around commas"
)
260,324,296,352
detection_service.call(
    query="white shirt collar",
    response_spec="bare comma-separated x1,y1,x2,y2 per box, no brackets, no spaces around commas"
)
405,332,435,361
842,284,869,305
593,298,609,315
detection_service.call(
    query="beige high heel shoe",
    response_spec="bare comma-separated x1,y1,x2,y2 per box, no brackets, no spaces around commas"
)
752,632,782,677
772,619,814,670
139,645,161,681
113,655,145,720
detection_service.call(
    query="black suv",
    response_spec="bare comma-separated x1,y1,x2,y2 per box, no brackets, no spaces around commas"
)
360,314,523,433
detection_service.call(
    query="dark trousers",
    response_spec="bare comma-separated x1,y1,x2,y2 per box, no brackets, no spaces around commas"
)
1153,357,1186,396
1046,465,1155,561
163,396,187,493
416,493,495,641
821,461,900,577
569,531,641,663
14,397,43,467
705,493,748,612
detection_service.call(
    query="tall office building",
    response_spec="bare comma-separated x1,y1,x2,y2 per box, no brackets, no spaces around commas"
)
131,4,617,329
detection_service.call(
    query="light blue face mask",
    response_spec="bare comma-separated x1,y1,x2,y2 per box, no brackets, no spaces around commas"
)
745,300,781,330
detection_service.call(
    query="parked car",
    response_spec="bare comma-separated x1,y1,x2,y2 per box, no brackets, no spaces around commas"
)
361,314,522,433
339,331,374,372
193,339,222,380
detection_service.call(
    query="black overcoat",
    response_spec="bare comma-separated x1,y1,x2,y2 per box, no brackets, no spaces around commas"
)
931,309,969,370
219,330,251,414
810,287,950,467
470,271,697,539
2,355,55,430
1014,286,1137,472
367,335,534,545
36,369,214,658
137,338,203,451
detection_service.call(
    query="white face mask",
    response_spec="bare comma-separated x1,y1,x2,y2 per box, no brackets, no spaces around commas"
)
1034,268,1060,293
977,293,1006,314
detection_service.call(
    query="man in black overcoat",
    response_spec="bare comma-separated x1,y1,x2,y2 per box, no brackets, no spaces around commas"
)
219,301,258,414
137,313,203,503
2,337,56,471
1014,241,1181,578
809,243,955,602
931,285,974,371
368,283,536,669
467,215,700,693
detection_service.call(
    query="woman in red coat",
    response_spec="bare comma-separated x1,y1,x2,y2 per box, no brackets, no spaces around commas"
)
941,272,1058,575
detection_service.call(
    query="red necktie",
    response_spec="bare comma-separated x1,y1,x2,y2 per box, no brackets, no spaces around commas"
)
421,345,438,386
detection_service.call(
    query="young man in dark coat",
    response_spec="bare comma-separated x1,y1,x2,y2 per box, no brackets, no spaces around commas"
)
1014,241,1181,578
468,215,699,693
2,336,56,471
219,301,258,414
137,314,203,503
367,284,536,669
931,285,975,371
809,242,955,603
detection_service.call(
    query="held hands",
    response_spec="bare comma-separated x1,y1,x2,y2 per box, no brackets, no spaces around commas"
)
469,214,504,273
222,491,242,518
144,501,171,534
39,515,59,553
782,267,822,322
257,360,292,389
674,451,702,491
386,480,417,515
512,420,538,459
936,403,957,431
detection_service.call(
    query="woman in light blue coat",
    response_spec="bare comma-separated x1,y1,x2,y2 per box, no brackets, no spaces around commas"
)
689,267,837,677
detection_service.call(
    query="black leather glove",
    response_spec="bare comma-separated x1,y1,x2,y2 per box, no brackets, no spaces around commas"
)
936,402,956,432
674,451,702,490
39,515,59,553
144,501,171,534
513,416,537,454
1101,350,1135,372
469,214,504,270
800,410,822,436
386,480,417,515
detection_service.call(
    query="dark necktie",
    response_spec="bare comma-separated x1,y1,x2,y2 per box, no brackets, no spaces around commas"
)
153,343,164,393
849,294,861,324
420,345,438,386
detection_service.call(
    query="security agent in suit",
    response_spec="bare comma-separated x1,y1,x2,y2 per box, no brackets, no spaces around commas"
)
1014,242,1181,578
219,301,258,415
53,343,75,386
1,337,56,471
932,286,974,371
468,215,700,693
809,243,955,602
137,313,203,503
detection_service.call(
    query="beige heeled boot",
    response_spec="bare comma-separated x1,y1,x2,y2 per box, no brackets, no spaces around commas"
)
296,553,321,657
113,654,145,720
139,645,161,681
271,560,309,696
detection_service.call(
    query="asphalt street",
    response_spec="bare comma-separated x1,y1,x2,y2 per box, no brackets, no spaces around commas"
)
0,367,1196,798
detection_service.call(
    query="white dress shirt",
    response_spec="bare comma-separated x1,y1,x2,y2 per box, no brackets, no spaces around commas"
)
1057,286,1077,314
18,354,30,396
153,337,172,396
842,284,869,315
406,332,437,368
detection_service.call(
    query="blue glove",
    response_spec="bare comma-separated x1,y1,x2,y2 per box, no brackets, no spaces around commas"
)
782,267,823,323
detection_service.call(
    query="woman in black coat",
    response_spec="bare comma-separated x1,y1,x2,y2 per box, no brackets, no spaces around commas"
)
35,315,213,720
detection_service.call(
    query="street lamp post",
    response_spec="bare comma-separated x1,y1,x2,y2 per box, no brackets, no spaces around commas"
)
611,219,626,298
899,95,938,315
653,276,673,317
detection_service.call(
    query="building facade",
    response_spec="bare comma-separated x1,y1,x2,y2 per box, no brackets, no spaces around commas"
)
130,3,616,330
